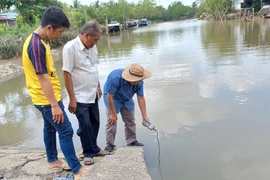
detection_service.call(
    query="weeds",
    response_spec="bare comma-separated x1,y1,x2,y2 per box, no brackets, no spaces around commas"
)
0,30,77,60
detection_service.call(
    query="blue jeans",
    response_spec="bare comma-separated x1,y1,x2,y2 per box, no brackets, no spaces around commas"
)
35,101,82,174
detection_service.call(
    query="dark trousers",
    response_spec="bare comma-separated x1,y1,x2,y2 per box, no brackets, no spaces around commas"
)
75,98,101,158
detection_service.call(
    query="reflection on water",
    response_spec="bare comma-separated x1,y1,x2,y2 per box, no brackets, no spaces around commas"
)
2,19,270,180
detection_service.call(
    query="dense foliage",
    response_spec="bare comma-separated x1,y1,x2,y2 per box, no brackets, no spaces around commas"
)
196,0,233,21
0,0,198,26
0,0,198,59
0,0,264,59
252,0,262,12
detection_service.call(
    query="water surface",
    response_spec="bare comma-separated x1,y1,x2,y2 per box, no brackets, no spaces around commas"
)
2,19,270,180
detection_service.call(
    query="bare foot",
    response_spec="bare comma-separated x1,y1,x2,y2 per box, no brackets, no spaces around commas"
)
48,160,63,167
74,167,89,180
48,160,70,170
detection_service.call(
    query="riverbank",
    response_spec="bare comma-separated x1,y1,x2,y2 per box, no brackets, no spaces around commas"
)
0,58,23,84
0,48,63,84
0,146,151,180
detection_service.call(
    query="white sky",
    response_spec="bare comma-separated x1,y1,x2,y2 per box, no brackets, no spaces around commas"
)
62,0,195,8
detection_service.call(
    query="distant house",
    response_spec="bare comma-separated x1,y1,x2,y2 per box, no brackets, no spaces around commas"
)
233,0,243,9
262,0,270,6
0,12,18,27
233,0,252,9
0,12,18,20
233,0,270,10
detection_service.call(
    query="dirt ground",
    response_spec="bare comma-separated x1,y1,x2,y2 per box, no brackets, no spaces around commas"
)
1,56,23,66
0,48,62,67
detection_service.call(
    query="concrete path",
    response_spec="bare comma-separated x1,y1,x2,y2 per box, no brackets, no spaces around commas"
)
82,147,151,180
0,146,151,180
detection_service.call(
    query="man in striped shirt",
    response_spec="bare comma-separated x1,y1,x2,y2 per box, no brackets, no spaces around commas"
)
22,6,87,179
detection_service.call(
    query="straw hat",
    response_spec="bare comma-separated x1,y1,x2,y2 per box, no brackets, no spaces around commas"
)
122,64,151,82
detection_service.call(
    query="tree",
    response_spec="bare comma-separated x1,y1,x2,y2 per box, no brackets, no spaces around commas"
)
117,0,132,22
252,0,261,12
192,1,197,8
72,0,81,9
0,0,62,25
154,5,166,20
101,1,122,22
197,1,207,17
166,1,196,20
0,0,16,10
204,0,232,21
134,0,157,19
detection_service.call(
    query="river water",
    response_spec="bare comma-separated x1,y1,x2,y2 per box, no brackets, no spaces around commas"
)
1,19,270,180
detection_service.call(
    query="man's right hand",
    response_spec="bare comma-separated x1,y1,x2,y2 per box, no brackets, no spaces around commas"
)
108,113,118,125
68,99,77,114
52,105,64,124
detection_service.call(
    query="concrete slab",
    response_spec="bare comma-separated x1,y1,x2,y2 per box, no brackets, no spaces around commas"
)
0,146,152,180
83,146,151,180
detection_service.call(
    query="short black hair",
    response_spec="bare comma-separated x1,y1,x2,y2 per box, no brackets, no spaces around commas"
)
41,6,70,29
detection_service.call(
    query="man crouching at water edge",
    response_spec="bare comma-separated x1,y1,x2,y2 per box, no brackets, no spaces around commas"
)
103,64,152,152
22,6,88,179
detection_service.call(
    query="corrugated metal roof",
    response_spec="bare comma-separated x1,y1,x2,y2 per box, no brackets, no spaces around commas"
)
0,12,18,19
0,16,9,20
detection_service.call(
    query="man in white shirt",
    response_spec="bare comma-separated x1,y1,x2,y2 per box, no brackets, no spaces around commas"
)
62,20,109,166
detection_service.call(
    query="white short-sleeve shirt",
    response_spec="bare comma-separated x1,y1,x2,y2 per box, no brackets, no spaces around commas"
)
62,36,99,103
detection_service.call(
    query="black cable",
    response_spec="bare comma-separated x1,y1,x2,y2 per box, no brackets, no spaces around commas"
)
154,129,163,180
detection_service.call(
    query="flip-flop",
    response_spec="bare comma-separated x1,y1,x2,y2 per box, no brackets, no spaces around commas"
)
84,157,94,166
48,161,70,170
96,149,110,156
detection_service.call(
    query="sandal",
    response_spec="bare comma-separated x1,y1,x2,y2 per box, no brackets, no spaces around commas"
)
84,157,94,166
48,161,70,170
96,149,110,156
105,144,115,152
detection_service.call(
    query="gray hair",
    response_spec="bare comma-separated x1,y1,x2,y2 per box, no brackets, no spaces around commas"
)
80,20,102,36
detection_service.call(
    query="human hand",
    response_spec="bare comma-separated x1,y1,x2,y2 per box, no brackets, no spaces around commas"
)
52,105,64,124
68,99,77,114
142,117,151,126
108,113,118,125
98,88,103,99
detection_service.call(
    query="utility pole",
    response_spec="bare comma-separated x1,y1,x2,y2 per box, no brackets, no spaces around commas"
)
83,8,88,23
104,14,109,36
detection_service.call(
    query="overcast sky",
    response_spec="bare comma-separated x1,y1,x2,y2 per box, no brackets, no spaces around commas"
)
62,0,195,8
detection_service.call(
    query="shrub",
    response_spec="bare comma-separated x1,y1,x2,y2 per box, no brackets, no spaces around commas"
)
226,13,237,20
49,30,78,49
0,36,24,59
0,30,77,59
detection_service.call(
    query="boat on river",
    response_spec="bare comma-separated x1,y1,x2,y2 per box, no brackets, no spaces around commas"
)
138,18,149,26
108,21,120,32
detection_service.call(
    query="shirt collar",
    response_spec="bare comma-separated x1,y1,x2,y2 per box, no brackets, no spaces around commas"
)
76,35,86,51
123,79,128,85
